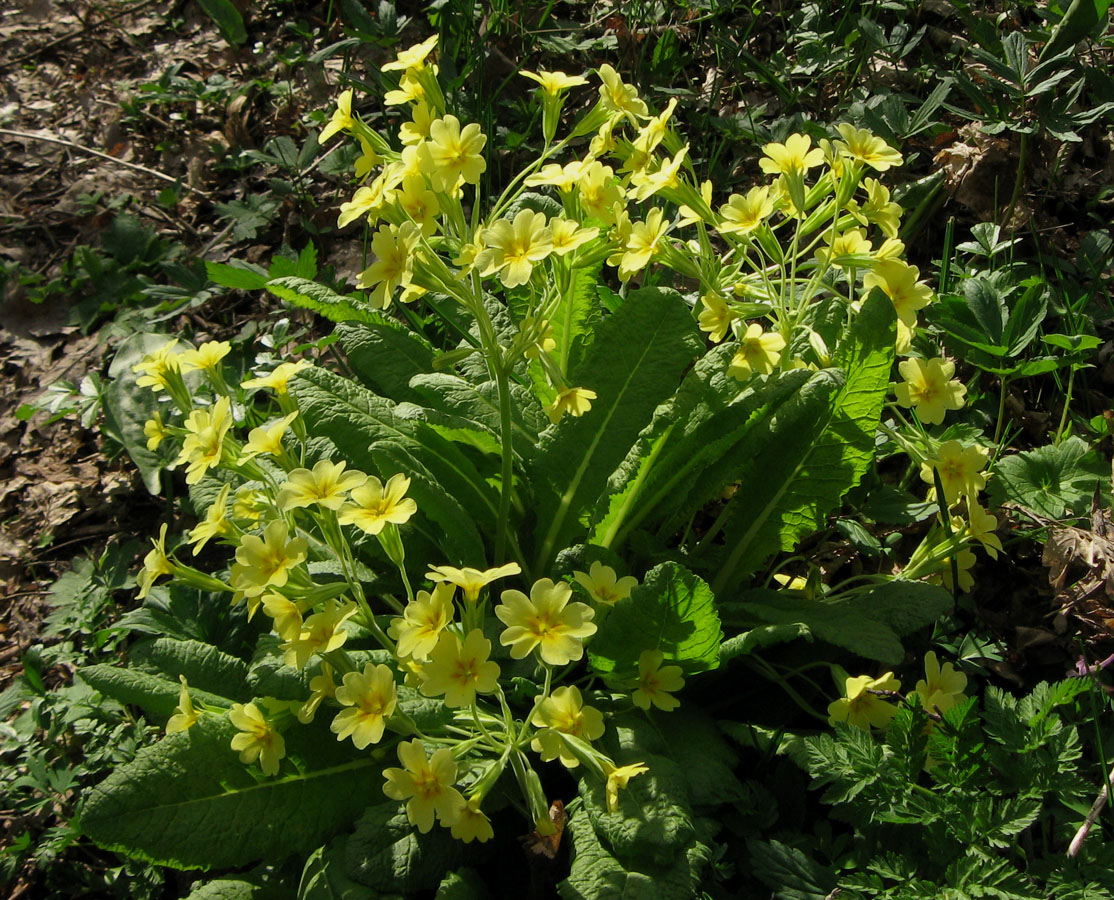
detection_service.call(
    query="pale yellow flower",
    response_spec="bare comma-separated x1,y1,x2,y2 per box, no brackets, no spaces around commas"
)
137,523,174,599
849,178,902,238
698,294,736,343
426,115,487,192
895,357,966,425
188,483,232,554
178,340,231,374
357,222,423,309
389,583,455,661
863,259,933,327
277,460,368,512
231,519,308,599
604,761,649,812
521,69,588,95
450,797,493,843
419,629,500,707
241,360,311,395
963,500,1002,559
261,591,305,642
572,561,637,606
817,228,872,270
399,100,435,145
393,174,440,236
238,411,298,464
229,702,285,776
382,35,438,73
479,210,553,288
354,135,379,180
337,473,418,535
132,339,182,393
530,685,605,768
166,675,198,734
338,170,398,228
835,123,903,171
827,672,901,730
383,739,466,833
633,98,677,155
911,651,967,715
546,386,597,424
549,218,599,256
144,412,168,451
496,578,597,666
718,186,775,236
631,649,684,711
629,145,687,202
920,440,989,504
297,662,337,723
618,208,669,280
175,396,233,485
320,89,354,143
577,161,624,223
425,562,521,604
384,71,425,106
597,64,648,119
727,323,785,378
759,133,824,177
282,599,357,669
331,662,398,749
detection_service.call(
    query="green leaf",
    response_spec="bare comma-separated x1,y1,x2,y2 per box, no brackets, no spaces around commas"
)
184,878,273,900
130,638,251,702
748,839,837,900
990,436,1108,518
551,264,602,374
198,0,247,45
337,321,433,403
77,664,234,717
530,287,703,571
719,622,812,663
435,869,492,900
299,840,384,900
1041,0,1112,60
345,801,466,894
266,277,378,325
710,290,895,592
80,715,384,869
206,261,269,291
589,562,722,677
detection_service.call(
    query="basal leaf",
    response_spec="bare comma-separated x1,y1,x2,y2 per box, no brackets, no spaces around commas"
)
267,277,378,325
337,321,434,403
989,435,1107,518
129,637,251,702
77,664,235,717
346,801,465,894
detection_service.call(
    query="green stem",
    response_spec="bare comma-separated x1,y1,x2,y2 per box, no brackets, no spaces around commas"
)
493,357,515,562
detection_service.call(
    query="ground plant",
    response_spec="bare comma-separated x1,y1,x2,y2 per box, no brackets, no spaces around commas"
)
3,3,1114,899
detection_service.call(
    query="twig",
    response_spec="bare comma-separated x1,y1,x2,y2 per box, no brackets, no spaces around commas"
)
6,0,163,67
1068,761,1114,857
0,128,210,200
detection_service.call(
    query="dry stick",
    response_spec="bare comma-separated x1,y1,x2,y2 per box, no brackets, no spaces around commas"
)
1067,761,1114,858
0,128,210,200
6,0,164,67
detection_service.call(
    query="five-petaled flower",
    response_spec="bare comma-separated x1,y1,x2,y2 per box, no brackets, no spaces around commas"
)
383,739,466,833
277,460,367,512
229,702,285,776
425,562,522,604
603,761,649,812
631,649,685,712
331,663,398,749
420,629,501,708
390,583,455,660
231,520,308,599
827,671,901,730
911,651,968,716
919,440,988,504
728,323,785,378
496,578,597,666
530,685,605,768
895,357,966,425
337,473,418,535
572,561,637,606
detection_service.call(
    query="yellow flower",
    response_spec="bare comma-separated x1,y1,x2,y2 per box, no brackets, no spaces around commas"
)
546,386,597,424
572,561,637,606
282,599,357,669
382,35,438,73
849,178,902,238
479,210,553,288
911,651,967,715
895,357,967,425
354,135,379,180
618,208,669,280
450,797,494,843
496,578,597,666
603,760,649,813
633,98,678,155
175,397,233,485
399,100,435,145
393,174,440,236
530,685,605,768
677,179,714,228
178,340,231,374
331,662,398,749
698,294,737,343
718,186,775,236
597,64,648,119
144,412,168,451
728,323,785,378
338,170,399,228
132,339,182,393
827,672,901,730
919,440,989,504
261,592,306,642
577,161,624,223
229,702,285,776
383,738,466,833
759,133,825,177
524,161,586,190
549,217,599,256
320,89,354,143
232,486,266,523
630,145,688,202
188,483,232,554
357,222,423,309
425,562,522,604
297,662,337,723
166,675,199,734
817,228,872,270
277,460,367,512
137,523,173,599
963,500,1002,559
521,316,557,359
863,259,933,327
938,548,977,593
521,69,588,95
389,582,455,661
419,629,501,707
384,71,425,106
834,123,903,171
238,411,298,464
631,649,685,712
337,473,418,534
231,519,308,599
426,115,487,192
241,360,311,395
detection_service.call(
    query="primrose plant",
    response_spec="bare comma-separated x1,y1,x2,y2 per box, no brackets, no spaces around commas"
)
81,36,995,893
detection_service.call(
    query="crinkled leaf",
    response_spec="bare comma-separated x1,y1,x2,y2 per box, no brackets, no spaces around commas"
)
267,277,378,324
299,840,388,900
990,435,1108,519
130,638,251,702
748,839,837,900
336,321,434,403
346,801,465,894
77,664,234,717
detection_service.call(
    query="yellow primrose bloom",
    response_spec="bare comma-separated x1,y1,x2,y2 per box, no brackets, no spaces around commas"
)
282,599,357,669
618,208,669,281
337,473,418,535
425,562,522,604
383,738,466,833
320,89,354,143
827,671,901,730
919,440,989,504
144,412,168,451
354,135,379,180
718,185,775,236
604,761,649,813
530,685,605,768
521,316,557,359
241,360,311,395
399,100,435,145
572,561,637,606
577,161,624,223
631,649,685,712
524,161,584,191
546,386,597,424
426,115,487,192
277,460,367,512
911,651,967,715
479,210,554,288
633,98,678,155
597,64,649,119
338,170,398,228
496,577,597,666
238,411,299,464
132,339,182,393
384,71,426,106
382,35,438,73
331,662,398,750
178,340,231,374
849,178,902,238
759,133,825,177
589,118,618,158
166,674,199,734
357,222,423,309
938,548,977,594
188,483,232,554
863,259,933,327
677,179,714,228
419,629,501,707
389,582,456,661
394,174,440,236
451,797,494,843
261,592,305,642
698,294,736,343
835,123,903,171
137,523,174,600
549,218,599,256
521,69,588,95
963,500,1002,559
232,486,266,523
629,145,687,202
728,323,785,378
229,702,285,775
817,228,872,270
176,396,233,485
398,142,433,180
298,662,337,723
231,519,308,599
895,357,967,425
